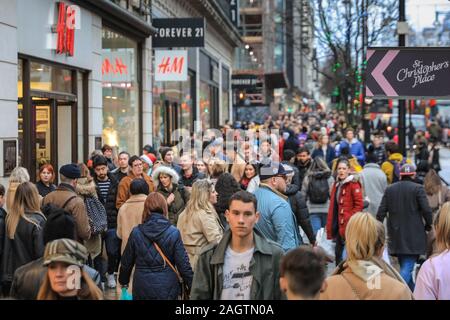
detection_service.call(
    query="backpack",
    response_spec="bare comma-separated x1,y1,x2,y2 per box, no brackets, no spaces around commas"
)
389,158,406,183
84,196,107,236
307,172,330,204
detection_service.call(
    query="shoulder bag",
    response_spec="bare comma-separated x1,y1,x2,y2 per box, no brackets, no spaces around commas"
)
153,242,190,300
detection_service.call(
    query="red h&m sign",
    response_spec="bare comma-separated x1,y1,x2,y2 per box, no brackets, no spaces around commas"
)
54,2,79,56
154,50,188,82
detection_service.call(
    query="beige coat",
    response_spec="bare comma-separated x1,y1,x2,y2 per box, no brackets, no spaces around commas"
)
116,194,147,254
320,260,413,300
177,207,223,270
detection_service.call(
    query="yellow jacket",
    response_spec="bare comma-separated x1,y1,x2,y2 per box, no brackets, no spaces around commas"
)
381,153,412,184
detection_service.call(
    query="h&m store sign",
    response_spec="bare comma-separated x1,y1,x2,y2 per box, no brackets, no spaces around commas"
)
51,2,81,56
152,18,205,48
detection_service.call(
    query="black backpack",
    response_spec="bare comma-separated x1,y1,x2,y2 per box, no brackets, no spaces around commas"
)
307,172,330,204
84,196,107,236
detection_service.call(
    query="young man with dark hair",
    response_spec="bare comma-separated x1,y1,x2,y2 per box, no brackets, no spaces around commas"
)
116,156,155,209
279,246,327,300
295,146,312,188
112,151,130,182
191,191,284,300
159,146,182,175
92,155,120,289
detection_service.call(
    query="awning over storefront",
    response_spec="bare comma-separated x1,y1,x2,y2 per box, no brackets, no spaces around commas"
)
72,0,157,39
265,72,289,90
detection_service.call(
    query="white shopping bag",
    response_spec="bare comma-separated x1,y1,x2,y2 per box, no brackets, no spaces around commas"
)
316,228,335,261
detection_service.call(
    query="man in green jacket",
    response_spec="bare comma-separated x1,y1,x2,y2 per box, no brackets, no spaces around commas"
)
191,191,284,300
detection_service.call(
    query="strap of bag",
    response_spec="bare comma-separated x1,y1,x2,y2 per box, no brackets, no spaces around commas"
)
153,242,182,282
62,195,77,210
340,273,362,300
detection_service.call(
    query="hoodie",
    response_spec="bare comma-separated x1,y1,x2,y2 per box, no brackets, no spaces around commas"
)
118,213,193,300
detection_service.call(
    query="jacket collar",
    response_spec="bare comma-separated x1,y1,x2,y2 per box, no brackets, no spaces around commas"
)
125,194,148,203
210,229,273,265
259,183,288,201
363,163,381,169
344,138,358,144
57,183,76,193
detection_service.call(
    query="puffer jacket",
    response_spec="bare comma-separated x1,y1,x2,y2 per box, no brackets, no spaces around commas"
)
94,173,119,229
284,184,315,244
118,213,193,300
1,212,46,285
326,175,364,240
157,184,188,226
9,257,101,300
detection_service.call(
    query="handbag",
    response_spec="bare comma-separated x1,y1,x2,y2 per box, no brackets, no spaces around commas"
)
153,243,190,300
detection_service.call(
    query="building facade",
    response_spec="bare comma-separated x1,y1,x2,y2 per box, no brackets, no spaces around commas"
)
151,0,241,149
0,0,155,184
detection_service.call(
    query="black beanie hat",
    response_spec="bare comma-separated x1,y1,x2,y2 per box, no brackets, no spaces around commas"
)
130,178,150,196
42,205,76,245
93,155,108,168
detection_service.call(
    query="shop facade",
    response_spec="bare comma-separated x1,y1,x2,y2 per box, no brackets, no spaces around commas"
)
151,0,240,148
0,0,155,183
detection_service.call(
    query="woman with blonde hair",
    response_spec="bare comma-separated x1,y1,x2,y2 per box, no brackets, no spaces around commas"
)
320,212,412,300
1,182,46,295
5,166,30,211
37,238,103,300
312,133,336,167
119,193,193,300
414,202,450,299
177,179,223,269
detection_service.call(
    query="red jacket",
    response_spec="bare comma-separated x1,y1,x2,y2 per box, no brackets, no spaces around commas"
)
326,175,364,240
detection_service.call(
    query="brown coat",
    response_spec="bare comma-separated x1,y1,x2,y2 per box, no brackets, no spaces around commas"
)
116,194,147,254
177,207,223,270
320,265,413,300
116,172,154,209
42,184,91,242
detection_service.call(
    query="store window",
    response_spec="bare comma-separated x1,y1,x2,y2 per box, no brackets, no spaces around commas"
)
152,72,194,148
18,59,23,166
222,67,230,124
30,62,72,93
102,28,139,154
200,51,219,130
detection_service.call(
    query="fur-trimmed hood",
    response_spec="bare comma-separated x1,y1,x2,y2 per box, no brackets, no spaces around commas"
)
151,165,180,188
75,178,98,198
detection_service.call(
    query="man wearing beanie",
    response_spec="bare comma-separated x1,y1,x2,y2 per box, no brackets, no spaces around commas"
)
42,164,91,242
92,155,120,289
10,207,100,299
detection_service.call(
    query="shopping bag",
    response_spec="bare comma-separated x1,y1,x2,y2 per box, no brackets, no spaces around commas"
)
316,228,335,261
120,287,133,300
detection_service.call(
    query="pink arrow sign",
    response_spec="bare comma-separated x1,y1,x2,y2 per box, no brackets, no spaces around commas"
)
371,50,400,96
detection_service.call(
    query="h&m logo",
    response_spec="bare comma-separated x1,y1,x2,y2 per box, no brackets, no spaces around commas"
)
53,2,81,56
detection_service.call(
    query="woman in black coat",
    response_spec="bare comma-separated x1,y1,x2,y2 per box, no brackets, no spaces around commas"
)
118,193,192,300
1,182,46,296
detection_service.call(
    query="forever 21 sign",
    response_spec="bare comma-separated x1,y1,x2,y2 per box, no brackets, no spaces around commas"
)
152,18,205,48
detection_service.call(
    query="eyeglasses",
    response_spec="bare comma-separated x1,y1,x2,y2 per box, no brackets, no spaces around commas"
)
133,163,143,168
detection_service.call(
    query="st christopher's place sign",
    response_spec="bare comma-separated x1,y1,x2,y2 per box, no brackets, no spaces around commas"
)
366,48,450,98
